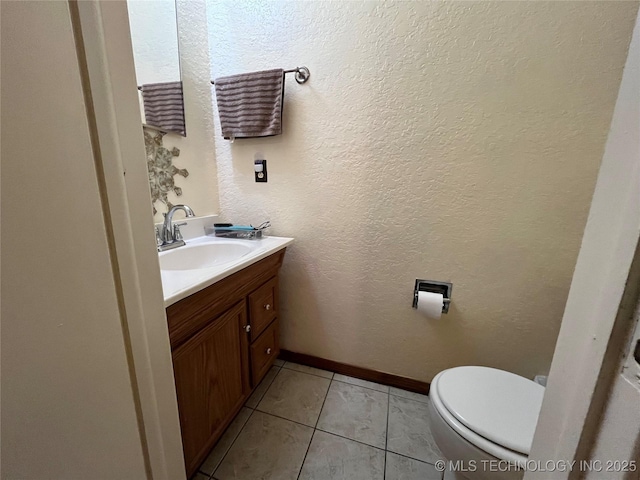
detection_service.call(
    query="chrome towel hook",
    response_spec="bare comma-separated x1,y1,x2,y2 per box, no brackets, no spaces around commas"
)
289,66,310,84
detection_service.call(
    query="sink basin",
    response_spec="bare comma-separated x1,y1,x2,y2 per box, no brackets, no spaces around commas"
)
159,234,294,307
159,242,252,271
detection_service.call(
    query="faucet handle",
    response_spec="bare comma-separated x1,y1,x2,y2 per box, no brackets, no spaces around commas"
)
173,222,187,241
154,226,163,247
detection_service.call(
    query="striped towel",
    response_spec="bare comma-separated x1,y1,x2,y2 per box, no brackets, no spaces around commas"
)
140,81,186,136
214,69,284,140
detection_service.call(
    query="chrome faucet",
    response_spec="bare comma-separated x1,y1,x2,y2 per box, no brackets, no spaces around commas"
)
157,204,195,252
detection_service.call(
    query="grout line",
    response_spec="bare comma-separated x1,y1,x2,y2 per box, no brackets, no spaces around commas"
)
314,377,332,429
384,390,390,480
383,450,387,480
209,408,257,479
248,365,282,409
281,362,335,380
296,429,316,480
388,391,430,404
296,374,332,480
333,373,389,389
313,427,387,453
385,449,440,467
385,390,391,452
202,371,283,474
254,409,317,430
242,365,281,410
332,377,390,394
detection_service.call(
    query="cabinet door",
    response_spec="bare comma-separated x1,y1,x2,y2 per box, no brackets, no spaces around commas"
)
172,301,250,475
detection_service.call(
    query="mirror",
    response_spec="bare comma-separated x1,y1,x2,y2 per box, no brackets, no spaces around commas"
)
127,0,186,136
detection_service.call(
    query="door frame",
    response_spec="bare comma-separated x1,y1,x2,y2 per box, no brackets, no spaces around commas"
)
525,11,640,479
70,2,186,479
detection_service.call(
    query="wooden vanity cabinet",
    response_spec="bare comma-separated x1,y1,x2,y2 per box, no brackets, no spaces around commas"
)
172,301,249,470
166,249,286,477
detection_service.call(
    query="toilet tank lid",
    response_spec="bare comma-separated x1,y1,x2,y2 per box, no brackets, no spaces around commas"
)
436,366,545,455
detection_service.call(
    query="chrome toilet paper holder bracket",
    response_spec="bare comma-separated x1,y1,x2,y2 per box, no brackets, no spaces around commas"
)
413,279,452,313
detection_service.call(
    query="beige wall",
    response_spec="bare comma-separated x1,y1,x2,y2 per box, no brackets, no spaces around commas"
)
528,10,640,478
207,1,638,382
1,1,148,477
149,0,220,223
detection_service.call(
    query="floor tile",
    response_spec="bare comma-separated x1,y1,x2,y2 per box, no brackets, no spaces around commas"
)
273,359,285,367
213,411,313,480
245,366,280,409
443,467,458,480
192,473,210,480
257,368,331,426
389,387,429,404
387,395,443,464
283,361,334,379
385,452,443,480
298,430,385,480
316,381,388,449
200,408,252,475
333,374,389,393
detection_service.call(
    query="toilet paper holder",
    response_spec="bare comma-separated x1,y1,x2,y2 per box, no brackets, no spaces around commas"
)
412,279,452,313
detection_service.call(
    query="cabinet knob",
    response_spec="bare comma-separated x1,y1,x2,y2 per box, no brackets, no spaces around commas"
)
266,348,272,355
244,325,251,333
264,304,271,311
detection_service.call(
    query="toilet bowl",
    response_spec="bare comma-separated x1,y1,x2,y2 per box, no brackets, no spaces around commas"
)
428,366,545,480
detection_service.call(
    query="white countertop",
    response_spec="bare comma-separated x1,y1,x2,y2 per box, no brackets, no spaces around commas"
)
159,235,294,307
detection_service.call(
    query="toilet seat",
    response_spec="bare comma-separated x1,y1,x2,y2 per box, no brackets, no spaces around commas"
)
430,366,545,468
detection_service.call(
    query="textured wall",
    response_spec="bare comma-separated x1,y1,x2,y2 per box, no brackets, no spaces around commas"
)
149,0,219,222
206,1,638,382
127,0,180,84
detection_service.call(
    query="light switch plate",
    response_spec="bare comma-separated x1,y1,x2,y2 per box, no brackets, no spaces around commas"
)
255,159,267,182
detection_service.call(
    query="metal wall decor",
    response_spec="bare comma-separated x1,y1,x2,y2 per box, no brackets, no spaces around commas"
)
144,128,189,215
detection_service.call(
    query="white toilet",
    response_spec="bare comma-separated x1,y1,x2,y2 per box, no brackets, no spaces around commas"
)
428,366,545,480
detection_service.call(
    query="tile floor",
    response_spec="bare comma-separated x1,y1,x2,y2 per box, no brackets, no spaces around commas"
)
195,360,444,480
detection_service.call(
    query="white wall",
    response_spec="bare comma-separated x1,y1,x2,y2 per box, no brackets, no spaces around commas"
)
127,0,181,85
206,1,638,381
1,1,148,477
528,10,640,478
